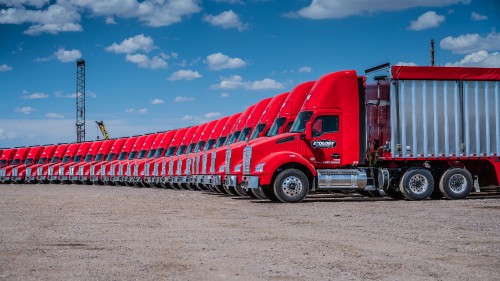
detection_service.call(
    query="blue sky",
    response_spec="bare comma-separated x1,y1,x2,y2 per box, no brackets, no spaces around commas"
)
0,0,499,148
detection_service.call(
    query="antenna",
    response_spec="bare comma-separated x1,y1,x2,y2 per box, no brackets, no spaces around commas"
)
430,39,435,67
76,59,86,142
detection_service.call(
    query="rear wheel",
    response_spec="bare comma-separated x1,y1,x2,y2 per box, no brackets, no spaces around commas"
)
399,169,434,201
439,168,473,200
273,169,309,203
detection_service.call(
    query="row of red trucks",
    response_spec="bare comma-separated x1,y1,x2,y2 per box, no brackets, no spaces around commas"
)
1,65,499,202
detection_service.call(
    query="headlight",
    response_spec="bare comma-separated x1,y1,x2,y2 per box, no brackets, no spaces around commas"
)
234,164,242,173
255,163,265,173
218,165,225,173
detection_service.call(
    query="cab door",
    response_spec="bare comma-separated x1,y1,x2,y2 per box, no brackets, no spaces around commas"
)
305,114,342,168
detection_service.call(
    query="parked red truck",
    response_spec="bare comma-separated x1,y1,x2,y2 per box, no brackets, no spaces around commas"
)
48,143,81,183
102,136,138,185
77,138,115,184
35,144,69,183
112,134,150,185
172,124,207,189
0,146,31,183
141,130,177,187
90,137,127,184
11,145,49,183
155,128,189,187
124,133,160,186
59,141,93,183
241,65,500,202
68,140,104,183
0,148,17,168
24,144,58,183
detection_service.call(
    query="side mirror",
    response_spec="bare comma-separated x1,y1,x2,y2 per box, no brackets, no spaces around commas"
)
304,122,312,141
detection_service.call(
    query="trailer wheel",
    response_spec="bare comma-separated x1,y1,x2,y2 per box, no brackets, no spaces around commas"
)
273,169,309,203
399,169,434,200
439,168,473,200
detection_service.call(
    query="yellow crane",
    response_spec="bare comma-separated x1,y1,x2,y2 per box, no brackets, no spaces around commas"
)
95,121,110,140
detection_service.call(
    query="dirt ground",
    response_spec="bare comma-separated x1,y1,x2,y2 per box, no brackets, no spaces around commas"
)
0,184,499,281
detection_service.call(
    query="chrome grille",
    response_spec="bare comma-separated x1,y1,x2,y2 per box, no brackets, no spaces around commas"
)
169,160,174,176
134,164,139,176
161,162,166,176
185,158,191,175
225,148,231,174
12,168,18,176
69,166,75,175
37,167,42,175
59,166,64,175
90,165,95,175
210,152,216,174
202,153,207,174
126,164,131,176
118,164,123,176
48,167,53,175
176,159,182,175
26,168,32,176
0,168,5,176
195,155,200,174
79,166,84,175
243,146,252,174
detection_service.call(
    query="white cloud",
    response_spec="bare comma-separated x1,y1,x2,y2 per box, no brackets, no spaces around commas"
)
298,66,312,73
22,92,48,99
174,96,195,102
105,34,156,54
125,54,168,69
105,16,116,24
0,64,12,72
445,50,500,67
151,98,164,105
168,69,202,80
395,61,418,66
440,31,500,54
0,4,83,35
46,113,64,119
203,10,248,31
408,11,445,31
291,0,470,19
137,108,147,114
125,108,134,113
205,52,247,70
54,90,96,99
15,106,36,114
54,48,81,63
181,115,194,121
220,92,230,98
211,75,284,91
213,0,244,4
471,12,487,21
205,112,221,118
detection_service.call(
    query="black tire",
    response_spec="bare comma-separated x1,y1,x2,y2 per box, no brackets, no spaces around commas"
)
250,188,269,200
439,168,473,200
260,186,279,201
273,169,309,203
234,185,249,196
399,168,434,201
383,186,404,199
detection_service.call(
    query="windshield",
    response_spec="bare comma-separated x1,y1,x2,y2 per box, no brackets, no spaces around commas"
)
106,153,116,161
186,143,196,154
225,131,241,146
95,154,104,161
267,117,286,137
84,154,94,162
0,160,6,166
11,159,21,165
165,147,175,157
250,123,266,140
38,157,48,164
214,137,227,148
117,152,127,160
237,127,252,142
176,145,187,156
146,149,156,158
50,156,60,163
137,150,147,159
290,111,313,133
204,139,216,151
74,155,82,162
24,158,33,165
128,151,138,160
194,141,206,153
62,156,71,163
154,148,164,158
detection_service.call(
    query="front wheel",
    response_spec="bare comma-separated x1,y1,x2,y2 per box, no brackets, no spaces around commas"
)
399,168,434,201
273,169,309,203
439,168,473,200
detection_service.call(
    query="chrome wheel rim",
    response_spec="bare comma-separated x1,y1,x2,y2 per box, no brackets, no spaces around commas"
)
449,174,467,194
409,174,428,194
282,176,303,197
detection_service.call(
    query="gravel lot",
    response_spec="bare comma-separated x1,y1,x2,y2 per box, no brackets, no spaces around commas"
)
0,184,499,281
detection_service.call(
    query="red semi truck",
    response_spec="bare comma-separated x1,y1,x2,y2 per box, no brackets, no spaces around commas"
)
68,140,104,183
172,124,207,189
241,65,500,202
35,144,69,183
77,138,116,184
124,133,160,186
59,141,93,183
207,105,256,193
48,143,81,183
0,148,17,168
111,134,149,185
25,144,58,183
102,136,138,185
197,113,242,190
90,137,127,184
141,130,177,187
0,147,31,183
155,127,189,187
224,92,289,196
11,145,49,183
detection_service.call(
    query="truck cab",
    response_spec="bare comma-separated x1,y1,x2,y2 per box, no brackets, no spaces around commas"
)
90,137,127,184
12,145,47,183
171,125,205,189
0,147,31,184
111,135,146,185
36,144,69,183
0,148,17,168
59,141,93,183
155,127,188,188
142,130,177,187
77,138,116,184
125,133,160,186
69,140,105,183
25,145,58,183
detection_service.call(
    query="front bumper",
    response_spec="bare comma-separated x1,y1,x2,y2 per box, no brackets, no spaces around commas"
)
224,175,237,187
241,176,259,189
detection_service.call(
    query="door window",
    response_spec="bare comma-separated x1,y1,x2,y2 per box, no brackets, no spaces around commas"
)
312,116,339,137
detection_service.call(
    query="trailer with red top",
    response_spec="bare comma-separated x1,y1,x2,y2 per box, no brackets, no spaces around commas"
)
241,65,500,202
